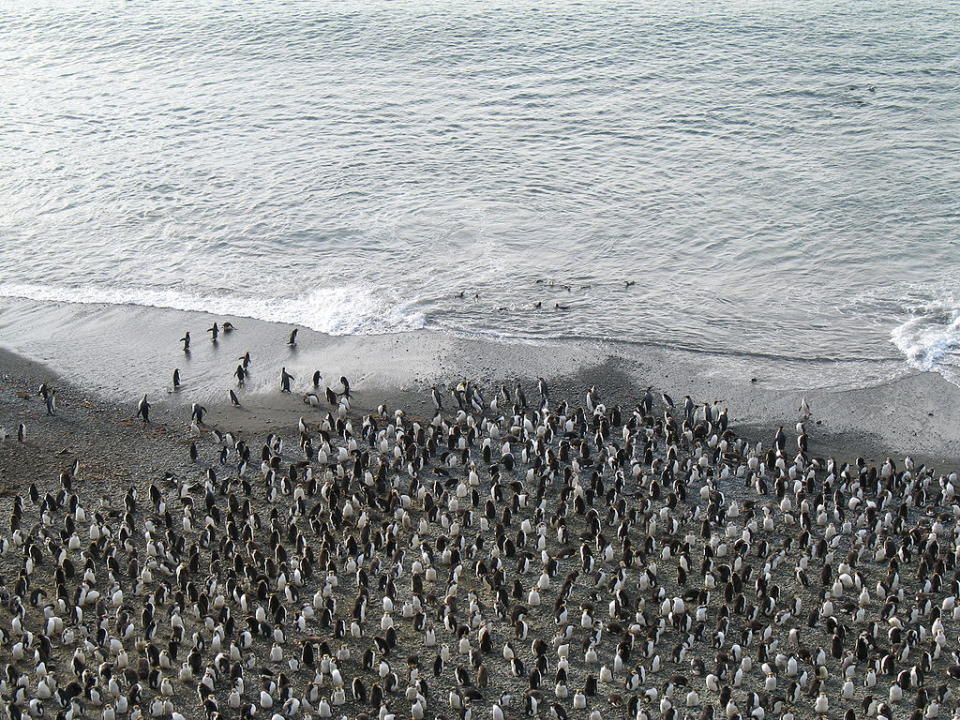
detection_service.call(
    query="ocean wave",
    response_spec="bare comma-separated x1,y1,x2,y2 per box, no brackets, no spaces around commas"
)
890,292,960,379
0,282,426,336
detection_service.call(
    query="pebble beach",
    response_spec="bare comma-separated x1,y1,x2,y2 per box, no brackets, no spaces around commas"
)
1,319,959,720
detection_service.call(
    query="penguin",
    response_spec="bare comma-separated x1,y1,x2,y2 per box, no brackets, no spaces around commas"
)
208,323,219,341
180,332,191,351
432,386,443,411
173,369,181,391
222,322,236,332
229,389,242,407
281,368,295,393
313,371,322,388
17,422,26,443
45,388,57,415
235,365,246,387
239,351,251,368
137,395,150,423
340,376,351,398
538,378,549,403
287,328,299,346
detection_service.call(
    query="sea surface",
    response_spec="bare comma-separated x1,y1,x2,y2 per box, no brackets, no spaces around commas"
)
1,0,958,389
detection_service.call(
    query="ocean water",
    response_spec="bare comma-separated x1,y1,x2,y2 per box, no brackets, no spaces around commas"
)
1,0,958,389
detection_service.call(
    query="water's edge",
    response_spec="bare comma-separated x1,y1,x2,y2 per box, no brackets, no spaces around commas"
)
1,297,957,463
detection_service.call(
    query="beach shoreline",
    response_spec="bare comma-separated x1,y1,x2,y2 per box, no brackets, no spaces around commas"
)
2,297,959,475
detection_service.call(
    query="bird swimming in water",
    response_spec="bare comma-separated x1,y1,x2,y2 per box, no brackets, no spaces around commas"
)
222,321,236,332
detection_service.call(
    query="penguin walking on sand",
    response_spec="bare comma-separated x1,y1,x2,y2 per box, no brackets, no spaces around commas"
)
281,368,295,393
229,389,242,407
287,328,299,346
173,369,181,391
538,377,549,404
17,422,26,443
180,332,191,351
313,371,322,388
137,395,150,423
432,385,443,411
642,386,654,415
39,383,56,415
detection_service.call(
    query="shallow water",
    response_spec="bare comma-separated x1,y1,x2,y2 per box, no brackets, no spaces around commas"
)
1,0,958,388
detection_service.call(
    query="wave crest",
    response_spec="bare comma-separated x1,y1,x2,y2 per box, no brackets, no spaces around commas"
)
0,282,426,336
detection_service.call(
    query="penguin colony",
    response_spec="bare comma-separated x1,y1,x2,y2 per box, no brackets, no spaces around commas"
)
2,329,960,720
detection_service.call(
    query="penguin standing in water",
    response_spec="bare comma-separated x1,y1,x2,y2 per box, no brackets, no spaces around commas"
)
137,394,150,423
180,332,191,352
208,323,219,341
229,389,242,407
239,351,251,368
234,365,246,388
281,368,295,393
287,328,299,346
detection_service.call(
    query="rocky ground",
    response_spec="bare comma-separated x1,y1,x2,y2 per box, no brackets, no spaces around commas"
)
1,348,959,720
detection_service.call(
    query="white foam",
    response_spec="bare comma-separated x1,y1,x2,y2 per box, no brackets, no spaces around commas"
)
0,282,425,336
890,292,960,378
